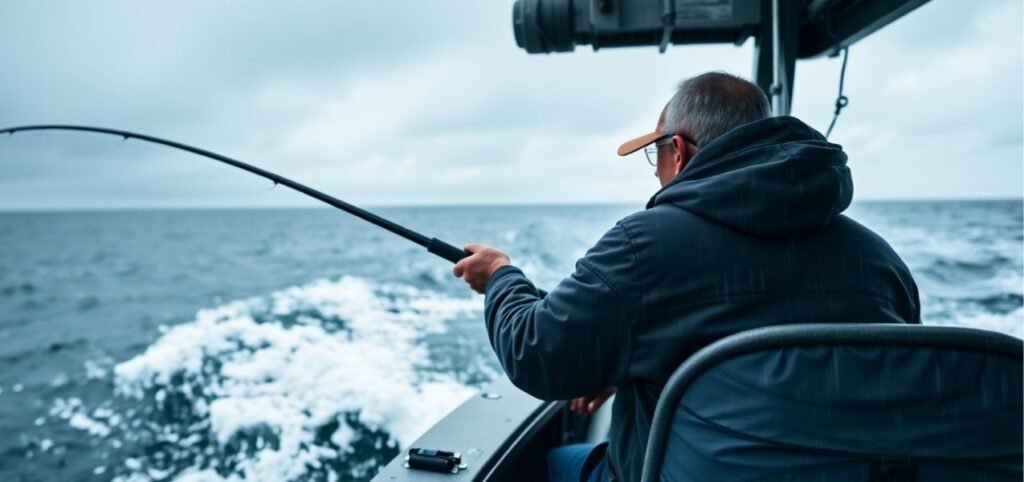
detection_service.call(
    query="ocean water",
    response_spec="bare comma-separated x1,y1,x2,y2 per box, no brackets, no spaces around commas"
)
0,201,1020,481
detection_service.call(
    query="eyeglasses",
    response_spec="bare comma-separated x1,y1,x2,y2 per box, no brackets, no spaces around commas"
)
642,133,697,166
642,135,672,166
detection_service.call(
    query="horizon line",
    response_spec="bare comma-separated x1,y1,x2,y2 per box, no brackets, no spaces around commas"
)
1,197,1021,214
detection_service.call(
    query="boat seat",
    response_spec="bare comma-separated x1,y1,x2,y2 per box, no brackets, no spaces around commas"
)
640,324,1023,482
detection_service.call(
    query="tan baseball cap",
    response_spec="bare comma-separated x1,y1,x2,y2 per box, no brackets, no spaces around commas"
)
617,105,668,156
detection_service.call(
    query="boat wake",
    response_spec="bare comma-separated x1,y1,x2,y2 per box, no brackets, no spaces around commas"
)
51,276,485,482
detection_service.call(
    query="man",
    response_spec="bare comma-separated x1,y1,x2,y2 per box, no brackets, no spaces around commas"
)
453,72,920,482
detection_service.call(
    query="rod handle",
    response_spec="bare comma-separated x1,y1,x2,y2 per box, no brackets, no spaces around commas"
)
427,238,470,263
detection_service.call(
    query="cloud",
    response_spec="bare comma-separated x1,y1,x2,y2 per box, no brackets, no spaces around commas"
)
0,0,1020,209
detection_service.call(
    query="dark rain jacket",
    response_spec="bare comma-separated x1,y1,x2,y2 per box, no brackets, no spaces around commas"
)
483,116,920,482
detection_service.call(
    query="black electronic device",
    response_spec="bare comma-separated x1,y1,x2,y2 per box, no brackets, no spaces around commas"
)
404,447,466,474
512,0,930,116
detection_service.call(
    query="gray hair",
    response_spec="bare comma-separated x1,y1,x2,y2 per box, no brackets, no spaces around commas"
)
663,72,771,148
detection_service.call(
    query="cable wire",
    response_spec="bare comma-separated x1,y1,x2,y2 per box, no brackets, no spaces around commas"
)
825,47,850,139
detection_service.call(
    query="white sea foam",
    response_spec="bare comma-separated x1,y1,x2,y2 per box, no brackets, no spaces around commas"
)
69,413,111,437
85,358,111,380
49,397,83,418
923,292,1024,339
944,307,1024,339
109,276,482,482
165,469,237,482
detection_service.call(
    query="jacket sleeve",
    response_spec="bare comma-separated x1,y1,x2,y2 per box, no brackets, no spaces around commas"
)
483,222,642,400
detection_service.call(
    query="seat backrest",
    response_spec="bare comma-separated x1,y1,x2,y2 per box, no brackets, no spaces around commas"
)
640,324,1023,482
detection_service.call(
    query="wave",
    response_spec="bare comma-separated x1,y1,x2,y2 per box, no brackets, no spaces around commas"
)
928,307,1024,339
58,276,485,482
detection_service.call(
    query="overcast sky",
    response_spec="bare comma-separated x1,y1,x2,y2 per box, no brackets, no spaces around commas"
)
0,0,1020,210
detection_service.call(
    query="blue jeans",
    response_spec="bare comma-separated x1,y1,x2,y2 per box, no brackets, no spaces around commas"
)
547,443,609,482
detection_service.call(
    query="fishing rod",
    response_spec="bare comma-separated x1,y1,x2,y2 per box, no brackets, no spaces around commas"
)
0,124,470,263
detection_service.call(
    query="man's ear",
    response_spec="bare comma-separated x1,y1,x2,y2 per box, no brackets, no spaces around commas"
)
672,135,690,176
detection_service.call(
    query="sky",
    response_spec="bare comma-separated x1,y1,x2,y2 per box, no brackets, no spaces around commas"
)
0,0,1021,210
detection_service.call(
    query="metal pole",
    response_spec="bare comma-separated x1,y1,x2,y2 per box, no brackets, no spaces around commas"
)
771,0,783,116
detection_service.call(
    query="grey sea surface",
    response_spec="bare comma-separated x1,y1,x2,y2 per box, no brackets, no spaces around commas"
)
0,201,1021,481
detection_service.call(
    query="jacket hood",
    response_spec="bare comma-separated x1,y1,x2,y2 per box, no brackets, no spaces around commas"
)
647,116,853,237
